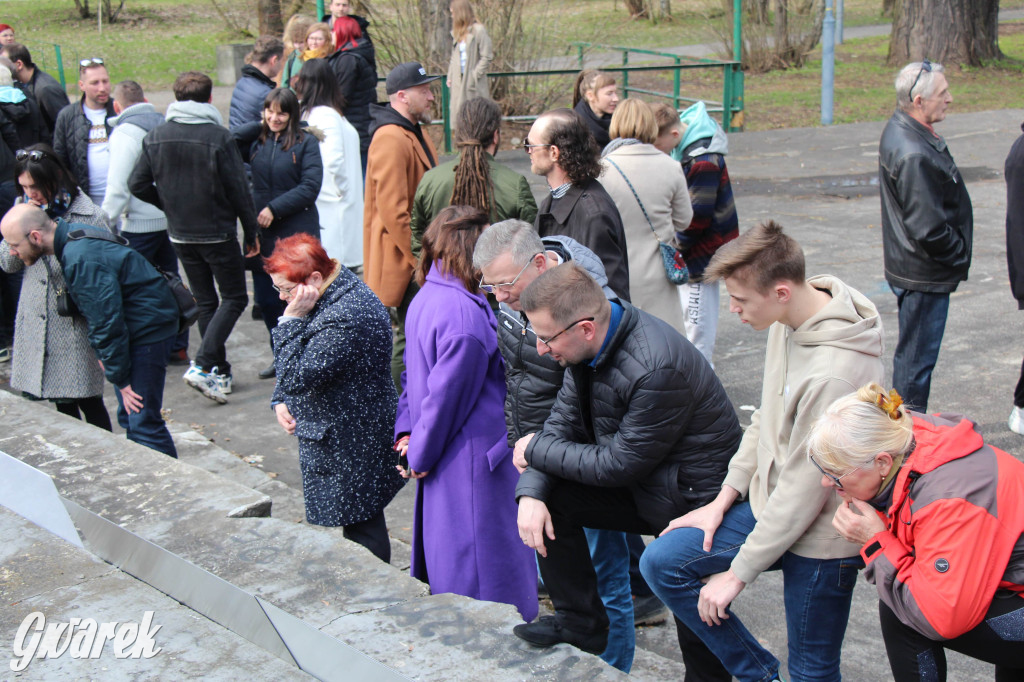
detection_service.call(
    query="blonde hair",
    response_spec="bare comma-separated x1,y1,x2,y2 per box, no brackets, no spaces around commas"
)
608,98,657,143
283,14,315,53
806,383,915,472
573,69,616,108
451,0,477,42
0,65,12,87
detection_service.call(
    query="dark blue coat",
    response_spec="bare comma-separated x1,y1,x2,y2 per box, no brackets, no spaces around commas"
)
228,65,277,130
234,122,323,257
53,219,178,389
271,266,405,526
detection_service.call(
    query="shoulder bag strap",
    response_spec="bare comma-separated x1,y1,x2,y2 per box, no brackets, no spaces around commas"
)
604,157,659,242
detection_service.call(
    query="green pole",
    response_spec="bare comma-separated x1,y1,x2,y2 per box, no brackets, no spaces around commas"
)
621,51,629,98
733,0,742,62
316,0,325,20
54,44,66,92
442,79,452,154
577,44,585,70
722,65,733,132
673,57,681,109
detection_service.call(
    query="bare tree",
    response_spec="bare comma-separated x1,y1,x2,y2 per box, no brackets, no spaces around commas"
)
71,0,128,21
718,0,826,71
882,0,896,16
888,0,1001,66
258,0,285,35
624,0,649,19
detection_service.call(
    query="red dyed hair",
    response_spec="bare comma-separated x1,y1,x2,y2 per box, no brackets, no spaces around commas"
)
263,233,334,283
332,16,362,51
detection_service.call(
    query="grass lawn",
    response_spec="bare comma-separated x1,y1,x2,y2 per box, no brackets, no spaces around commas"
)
4,0,1024,132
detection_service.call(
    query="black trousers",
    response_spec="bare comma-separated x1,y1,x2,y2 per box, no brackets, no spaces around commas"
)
342,511,391,564
537,480,730,682
880,596,1024,681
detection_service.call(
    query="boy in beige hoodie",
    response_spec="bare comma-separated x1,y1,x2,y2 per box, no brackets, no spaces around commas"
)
639,220,884,682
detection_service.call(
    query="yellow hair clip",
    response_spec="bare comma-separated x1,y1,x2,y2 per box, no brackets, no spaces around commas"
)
875,389,904,420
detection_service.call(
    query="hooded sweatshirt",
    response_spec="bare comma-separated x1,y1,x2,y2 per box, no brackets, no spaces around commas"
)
102,102,167,234
722,275,885,583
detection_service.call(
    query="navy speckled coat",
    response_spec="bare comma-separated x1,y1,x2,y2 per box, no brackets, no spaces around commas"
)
271,265,405,526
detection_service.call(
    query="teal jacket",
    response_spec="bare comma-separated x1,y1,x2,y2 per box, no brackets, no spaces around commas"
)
53,219,179,388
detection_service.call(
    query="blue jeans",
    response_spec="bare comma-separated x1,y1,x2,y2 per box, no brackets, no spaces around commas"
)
640,502,861,682
114,336,177,458
891,286,950,412
585,528,635,672
124,230,189,354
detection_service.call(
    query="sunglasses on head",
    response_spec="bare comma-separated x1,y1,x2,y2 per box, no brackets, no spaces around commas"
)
15,149,46,162
909,58,932,99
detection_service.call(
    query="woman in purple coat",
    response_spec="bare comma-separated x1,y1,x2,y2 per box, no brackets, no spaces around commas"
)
395,206,538,621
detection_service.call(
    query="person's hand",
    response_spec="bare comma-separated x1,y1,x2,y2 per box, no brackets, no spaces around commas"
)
833,498,886,545
397,466,429,479
283,283,319,318
513,432,535,473
517,496,554,557
660,502,725,551
698,570,746,626
119,384,144,414
244,236,261,258
274,402,296,435
257,206,274,228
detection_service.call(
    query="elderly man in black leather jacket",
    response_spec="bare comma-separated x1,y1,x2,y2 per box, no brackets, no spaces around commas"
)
509,261,740,679
878,60,972,412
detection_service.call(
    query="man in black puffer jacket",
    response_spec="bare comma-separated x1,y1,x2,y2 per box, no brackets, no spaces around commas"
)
511,262,740,679
228,36,284,131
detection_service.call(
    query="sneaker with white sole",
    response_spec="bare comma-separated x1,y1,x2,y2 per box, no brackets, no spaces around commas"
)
183,362,228,404
215,369,233,395
1010,406,1024,435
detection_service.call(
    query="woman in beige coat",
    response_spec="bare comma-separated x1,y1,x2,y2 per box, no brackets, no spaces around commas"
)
599,99,692,335
446,0,492,127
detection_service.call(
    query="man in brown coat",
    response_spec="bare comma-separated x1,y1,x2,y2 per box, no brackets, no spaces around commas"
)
363,61,439,389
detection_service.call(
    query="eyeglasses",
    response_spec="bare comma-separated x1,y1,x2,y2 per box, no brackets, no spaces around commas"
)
271,282,296,295
15,149,45,162
478,253,541,294
522,137,553,154
79,57,105,68
908,58,932,100
809,454,858,490
537,317,594,347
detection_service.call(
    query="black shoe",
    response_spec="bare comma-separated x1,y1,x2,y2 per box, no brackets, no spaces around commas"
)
633,594,669,626
258,362,276,379
513,616,607,655
251,303,262,320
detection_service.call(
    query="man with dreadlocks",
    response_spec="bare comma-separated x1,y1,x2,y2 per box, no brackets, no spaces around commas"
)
410,97,536,258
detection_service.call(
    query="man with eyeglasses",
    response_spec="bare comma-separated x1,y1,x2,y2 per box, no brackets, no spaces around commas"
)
52,57,114,207
639,220,884,682
508,261,740,679
525,108,630,302
879,60,973,413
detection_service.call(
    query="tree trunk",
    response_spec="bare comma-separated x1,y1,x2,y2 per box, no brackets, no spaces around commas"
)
773,0,790,58
73,0,91,19
888,0,1001,67
882,0,896,17
258,0,284,36
660,0,671,18
419,0,450,71
747,0,771,24
624,0,649,18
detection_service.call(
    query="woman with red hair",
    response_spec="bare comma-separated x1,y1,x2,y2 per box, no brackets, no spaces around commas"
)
265,233,404,562
327,15,376,172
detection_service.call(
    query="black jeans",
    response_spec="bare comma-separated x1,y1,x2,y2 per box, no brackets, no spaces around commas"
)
535,480,730,682
880,596,1024,681
124,230,189,354
172,240,248,375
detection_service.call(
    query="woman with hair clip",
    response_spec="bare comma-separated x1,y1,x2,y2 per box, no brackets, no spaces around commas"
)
395,205,538,621
446,0,492,132
410,96,536,258
294,58,363,271
806,384,1024,681
233,88,323,380
573,69,619,150
0,143,112,428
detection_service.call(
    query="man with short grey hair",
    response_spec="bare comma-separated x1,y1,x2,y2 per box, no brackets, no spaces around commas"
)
878,60,973,411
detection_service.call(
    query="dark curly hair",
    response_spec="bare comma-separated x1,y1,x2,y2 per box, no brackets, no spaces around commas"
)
540,108,601,185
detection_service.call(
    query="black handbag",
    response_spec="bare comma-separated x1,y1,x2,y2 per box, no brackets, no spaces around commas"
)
63,228,200,333
42,257,80,318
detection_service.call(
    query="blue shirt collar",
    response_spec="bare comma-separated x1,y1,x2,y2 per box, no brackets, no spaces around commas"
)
589,301,623,368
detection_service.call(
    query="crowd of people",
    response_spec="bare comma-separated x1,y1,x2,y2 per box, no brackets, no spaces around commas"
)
0,12,1021,680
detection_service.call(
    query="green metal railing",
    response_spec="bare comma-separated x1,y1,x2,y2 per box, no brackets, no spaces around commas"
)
423,58,743,154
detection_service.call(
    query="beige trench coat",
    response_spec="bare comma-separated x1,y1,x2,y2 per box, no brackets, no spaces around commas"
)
447,22,493,124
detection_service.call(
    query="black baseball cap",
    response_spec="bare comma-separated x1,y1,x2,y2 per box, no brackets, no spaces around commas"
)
385,61,441,95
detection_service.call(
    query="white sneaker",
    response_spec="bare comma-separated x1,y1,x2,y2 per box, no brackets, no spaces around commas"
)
215,368,233,395
183,362,228,404
1009,406,1024,435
